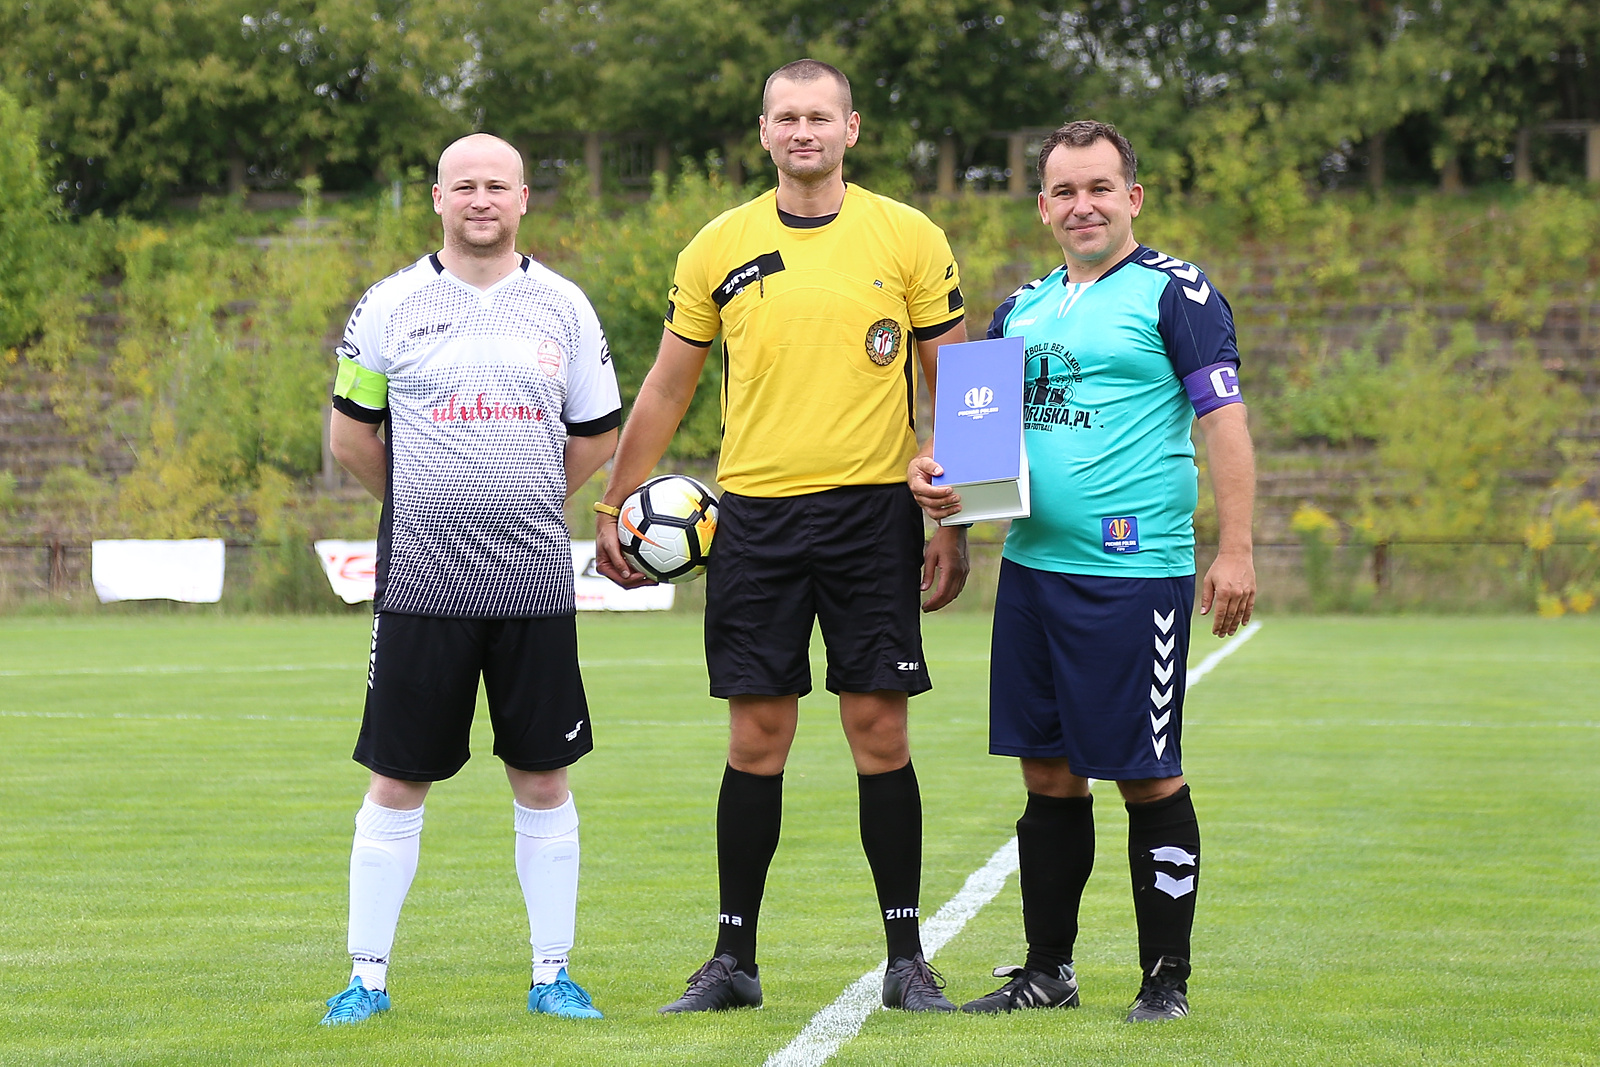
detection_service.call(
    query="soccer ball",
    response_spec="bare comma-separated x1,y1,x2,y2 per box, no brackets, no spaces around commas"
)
616,474,719,583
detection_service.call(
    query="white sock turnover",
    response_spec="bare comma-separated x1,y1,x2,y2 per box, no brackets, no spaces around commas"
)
346,795,423,992
515,794,580,986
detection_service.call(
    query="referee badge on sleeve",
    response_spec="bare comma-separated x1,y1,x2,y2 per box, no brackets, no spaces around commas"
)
865,319,903,366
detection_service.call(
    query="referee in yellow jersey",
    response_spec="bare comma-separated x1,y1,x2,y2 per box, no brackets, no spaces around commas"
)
595,59,969,1013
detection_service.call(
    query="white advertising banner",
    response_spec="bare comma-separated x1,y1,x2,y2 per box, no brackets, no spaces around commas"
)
91,539,227,604
571,540,675,611
312,539,674,611
314,539,378,605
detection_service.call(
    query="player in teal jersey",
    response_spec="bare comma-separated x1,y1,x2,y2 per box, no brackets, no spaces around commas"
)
910,121,1255,1022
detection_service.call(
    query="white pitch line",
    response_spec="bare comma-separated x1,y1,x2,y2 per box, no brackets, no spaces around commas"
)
0,709,358,724
0,663,359,678
1186,620,1262,685
764,620,1263,1067
762,838,1019,1067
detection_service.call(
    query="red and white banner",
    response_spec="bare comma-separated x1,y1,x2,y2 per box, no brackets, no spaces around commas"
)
571,541,675,611
314,539,674,611
314,540,378,605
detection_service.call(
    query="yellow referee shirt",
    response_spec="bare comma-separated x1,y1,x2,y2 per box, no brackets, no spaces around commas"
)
666,185,964,497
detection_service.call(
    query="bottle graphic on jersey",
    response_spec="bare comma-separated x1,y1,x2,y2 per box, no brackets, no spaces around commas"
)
1024,344,1094,431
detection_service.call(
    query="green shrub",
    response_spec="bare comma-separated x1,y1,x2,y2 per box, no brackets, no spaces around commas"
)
0,88,68,350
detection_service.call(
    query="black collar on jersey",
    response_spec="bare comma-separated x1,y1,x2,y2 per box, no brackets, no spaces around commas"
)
775,184,847,230
1062,244,1145,286
427,252,532,274
777,206,838,229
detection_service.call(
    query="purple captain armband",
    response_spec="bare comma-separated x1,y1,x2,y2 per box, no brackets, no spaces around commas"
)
1183,363,1244,417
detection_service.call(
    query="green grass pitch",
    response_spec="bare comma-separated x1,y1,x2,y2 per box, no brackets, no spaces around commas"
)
2,612,1597,1066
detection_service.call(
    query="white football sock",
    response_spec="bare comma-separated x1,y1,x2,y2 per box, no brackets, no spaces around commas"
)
347,795,423,992
515,794,580,986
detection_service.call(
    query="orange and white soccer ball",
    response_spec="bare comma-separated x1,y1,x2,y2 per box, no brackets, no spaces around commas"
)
616,475,719,583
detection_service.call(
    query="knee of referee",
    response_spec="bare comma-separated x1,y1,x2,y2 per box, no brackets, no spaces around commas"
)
728,695,800,775
840,691,911,774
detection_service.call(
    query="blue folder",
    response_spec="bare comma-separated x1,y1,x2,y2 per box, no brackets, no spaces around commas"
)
931,336,1030,525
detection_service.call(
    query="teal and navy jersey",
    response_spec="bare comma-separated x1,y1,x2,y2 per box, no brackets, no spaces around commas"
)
987,245,1243,577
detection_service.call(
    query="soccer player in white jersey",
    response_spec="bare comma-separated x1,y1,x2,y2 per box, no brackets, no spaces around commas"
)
318,134,622,1024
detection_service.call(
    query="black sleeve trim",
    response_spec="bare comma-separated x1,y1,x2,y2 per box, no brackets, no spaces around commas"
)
912,314,965,342
565,408,622,436
332,395,386,424
947,286,965,313
668,328,714,348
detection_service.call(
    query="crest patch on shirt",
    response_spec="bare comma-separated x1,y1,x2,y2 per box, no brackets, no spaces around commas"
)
537,340,562,376
865,318,903,366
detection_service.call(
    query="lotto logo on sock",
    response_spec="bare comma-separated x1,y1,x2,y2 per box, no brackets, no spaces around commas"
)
1102,516,1140,553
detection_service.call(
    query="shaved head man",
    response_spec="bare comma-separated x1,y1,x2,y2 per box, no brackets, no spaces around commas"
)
320,134,622,1025
433,134,529,271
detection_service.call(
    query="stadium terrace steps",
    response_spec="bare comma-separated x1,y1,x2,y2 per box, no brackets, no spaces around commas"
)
1,294,1596,544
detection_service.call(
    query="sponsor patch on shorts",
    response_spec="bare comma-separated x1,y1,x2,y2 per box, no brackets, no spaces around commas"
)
1102,516,1140,554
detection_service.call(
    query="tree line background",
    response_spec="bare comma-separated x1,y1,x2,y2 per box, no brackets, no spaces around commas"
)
2,0,1599,212
0,0,1597,614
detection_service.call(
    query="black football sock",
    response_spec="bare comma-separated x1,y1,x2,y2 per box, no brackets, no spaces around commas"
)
713,765,783,974
858,761,924,964
1126,784,1200,978
1017,791,1095,975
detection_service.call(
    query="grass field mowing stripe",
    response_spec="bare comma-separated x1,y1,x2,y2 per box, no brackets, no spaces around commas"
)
767,621,1264,1067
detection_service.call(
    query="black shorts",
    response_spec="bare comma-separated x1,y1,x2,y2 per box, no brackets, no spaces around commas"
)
704,483,932,698
989,559,1193,779
353,612,593,782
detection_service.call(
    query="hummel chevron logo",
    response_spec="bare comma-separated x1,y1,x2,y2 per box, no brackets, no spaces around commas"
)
1141,253,1179,269
1182,281,1212,305
1153,659,1174,685
1151,846,1197,866
1151,684,1173,709
1154,872,1196,899
1152,608,1175,633
1150,709,1172,732
1170,263,1200,283
1155,634,1176,658
1152,735,1169,759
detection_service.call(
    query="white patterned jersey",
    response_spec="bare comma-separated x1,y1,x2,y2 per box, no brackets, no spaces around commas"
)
331,253,621,617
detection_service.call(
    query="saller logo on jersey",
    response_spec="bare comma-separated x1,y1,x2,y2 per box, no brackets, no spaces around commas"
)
865,318,903,365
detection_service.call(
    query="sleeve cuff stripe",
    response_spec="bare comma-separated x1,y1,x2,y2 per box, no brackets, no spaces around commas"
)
332,396,386,423
565,408,622,436
667,328,714,348
912,315,965,342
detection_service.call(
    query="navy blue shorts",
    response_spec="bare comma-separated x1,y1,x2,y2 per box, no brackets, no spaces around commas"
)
989,559,1193,780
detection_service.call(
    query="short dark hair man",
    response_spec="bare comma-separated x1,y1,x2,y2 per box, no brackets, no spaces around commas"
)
321,133,621,1025
912,120,1257,1022
594,59,971,1013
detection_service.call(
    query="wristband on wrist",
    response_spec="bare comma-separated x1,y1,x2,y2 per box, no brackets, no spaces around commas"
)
592,501,622,517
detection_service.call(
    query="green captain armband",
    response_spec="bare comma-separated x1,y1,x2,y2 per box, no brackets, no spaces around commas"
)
333,357,388,411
